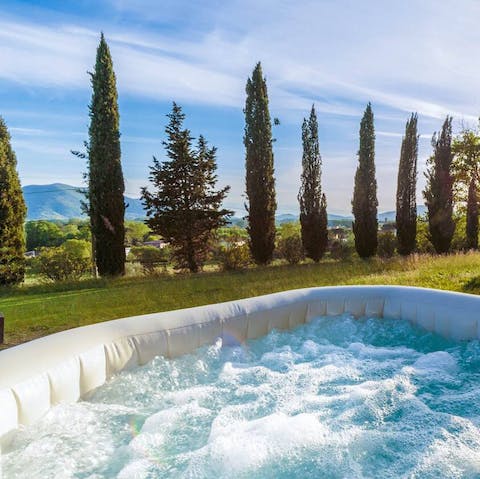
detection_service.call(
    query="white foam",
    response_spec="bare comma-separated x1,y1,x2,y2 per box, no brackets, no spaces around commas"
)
413,351,458,375
3,315,480,478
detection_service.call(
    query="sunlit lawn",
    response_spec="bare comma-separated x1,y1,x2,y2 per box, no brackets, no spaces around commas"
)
1,252,480,348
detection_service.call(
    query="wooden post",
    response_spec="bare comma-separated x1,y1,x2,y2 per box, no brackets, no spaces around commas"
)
0,313,4,344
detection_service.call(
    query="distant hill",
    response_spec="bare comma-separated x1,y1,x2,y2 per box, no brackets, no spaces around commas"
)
23,183,145,221
22,183,428,223
378,205,427,223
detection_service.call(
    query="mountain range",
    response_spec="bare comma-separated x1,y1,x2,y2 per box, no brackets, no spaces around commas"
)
23,184,145,221
22,183,426,223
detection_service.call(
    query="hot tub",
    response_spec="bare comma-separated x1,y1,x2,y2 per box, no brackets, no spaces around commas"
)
1,286,480,477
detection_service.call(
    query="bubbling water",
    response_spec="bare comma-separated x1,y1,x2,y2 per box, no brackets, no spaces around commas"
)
3,315,480,478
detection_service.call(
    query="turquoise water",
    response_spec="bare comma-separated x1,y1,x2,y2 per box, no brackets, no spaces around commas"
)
3,315,480,478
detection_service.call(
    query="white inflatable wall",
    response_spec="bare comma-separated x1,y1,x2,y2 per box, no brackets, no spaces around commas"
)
1,285,479,445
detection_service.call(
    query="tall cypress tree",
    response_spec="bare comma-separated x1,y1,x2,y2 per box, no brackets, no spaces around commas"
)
87,33,125,276
352,103,378,258
466,177,478,250
244,62,276,265
142,103,231,272
423,116,455,254
298,105,328,262
0,117,26,284
396,113,419,255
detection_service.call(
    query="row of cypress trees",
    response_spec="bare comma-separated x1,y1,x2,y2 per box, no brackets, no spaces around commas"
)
245,66,468,261
0,34,474,282
353,109,463,258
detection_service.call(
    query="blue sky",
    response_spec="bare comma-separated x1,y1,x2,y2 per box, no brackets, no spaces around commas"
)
1,0,479,215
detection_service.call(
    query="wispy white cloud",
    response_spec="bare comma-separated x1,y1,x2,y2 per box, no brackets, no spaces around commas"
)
3,0,480,120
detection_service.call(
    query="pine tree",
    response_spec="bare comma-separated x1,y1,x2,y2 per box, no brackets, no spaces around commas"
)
352,103,378,258
466,177,478,250
423,116,455,254
244,62,277,265
0,117,27,284
87,33,126,276
298,105,328,262
396,113,419,255
142,103,231,273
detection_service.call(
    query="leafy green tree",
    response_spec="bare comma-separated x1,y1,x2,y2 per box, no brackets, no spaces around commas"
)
452,126,480,250
352,103,378,258
277,221,301,240
125,221,151,246
298,105,328,262
0,117,27,284
142,103,231,272
423,116,455,254
26,221,64,250
86,33,126,276
244,62,277,264
396,113,419,255
216,226,248,243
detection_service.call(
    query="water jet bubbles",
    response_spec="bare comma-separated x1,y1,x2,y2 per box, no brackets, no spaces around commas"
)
3,315,480,478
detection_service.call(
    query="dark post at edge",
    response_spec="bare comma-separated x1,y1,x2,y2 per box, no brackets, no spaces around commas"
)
0,312,4,344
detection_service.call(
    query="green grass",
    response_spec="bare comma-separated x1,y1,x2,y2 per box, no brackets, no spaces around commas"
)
1,252,480,349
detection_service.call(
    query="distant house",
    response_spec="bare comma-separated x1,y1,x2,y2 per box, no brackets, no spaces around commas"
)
25,251,37,258
381,222,396,234
143,240,169,249
329,227,349,242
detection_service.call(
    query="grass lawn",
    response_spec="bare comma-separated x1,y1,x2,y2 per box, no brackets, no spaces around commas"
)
1,252,480,349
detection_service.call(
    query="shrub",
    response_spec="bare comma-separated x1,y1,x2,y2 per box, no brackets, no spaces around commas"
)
220,243,251,271
377,231,397,258
38,240,92,281
329,240,355,260
278,235,304,264
0,248,25,285
128,246,169,274
416,219,435,254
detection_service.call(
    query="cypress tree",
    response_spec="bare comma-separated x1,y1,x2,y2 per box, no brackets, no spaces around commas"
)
466,177,478,250
352,103,378,258
298,105,328,262
87,33,125,276
142,103,231,273
0,117,26,284
396,113,419,255
244,62,276,265
423,116,455,254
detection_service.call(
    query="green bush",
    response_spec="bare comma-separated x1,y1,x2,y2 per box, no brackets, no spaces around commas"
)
128,246,169,274
220,243,251,271
329,240,355,260
0,248,25,285
38,240,92,282
416,219,435,254
278,235,304,264
378,231,397,258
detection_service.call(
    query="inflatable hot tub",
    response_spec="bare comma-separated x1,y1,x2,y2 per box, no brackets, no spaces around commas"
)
1,285,479,447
